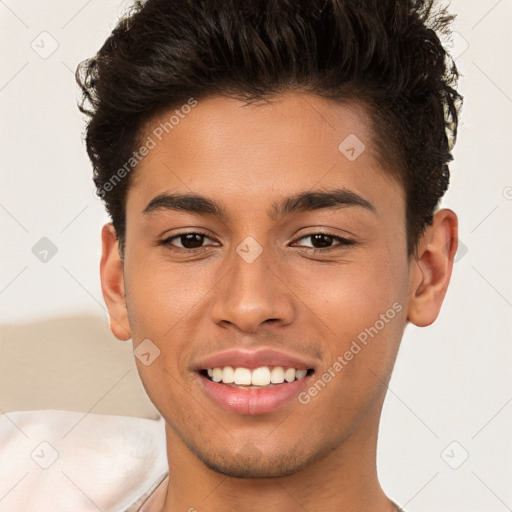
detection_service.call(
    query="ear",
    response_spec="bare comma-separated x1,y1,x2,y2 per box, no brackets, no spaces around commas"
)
407,208,458,327
100,223,131,340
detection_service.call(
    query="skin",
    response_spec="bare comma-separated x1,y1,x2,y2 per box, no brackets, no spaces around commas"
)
100,92,458,511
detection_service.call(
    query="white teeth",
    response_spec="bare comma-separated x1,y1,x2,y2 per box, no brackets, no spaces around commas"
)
251,366,271,386
295,369,307,380
212,367,223,383
205,365,310,386
222,366,235,383
233,367,252,385
270,366,285,384
284,368,296,383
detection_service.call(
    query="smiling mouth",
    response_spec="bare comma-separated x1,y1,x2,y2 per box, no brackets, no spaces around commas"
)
199,366,315,389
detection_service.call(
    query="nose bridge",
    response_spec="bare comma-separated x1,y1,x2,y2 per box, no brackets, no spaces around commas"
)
211,240,294,332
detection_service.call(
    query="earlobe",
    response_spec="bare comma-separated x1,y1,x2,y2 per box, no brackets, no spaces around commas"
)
100,223,131,341
407,209,458,327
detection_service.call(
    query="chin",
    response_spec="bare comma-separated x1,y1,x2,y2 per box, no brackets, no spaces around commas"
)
186,440,322,479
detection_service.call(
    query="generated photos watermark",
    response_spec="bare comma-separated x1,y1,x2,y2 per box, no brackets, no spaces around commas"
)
96,97,198,199
298,301,403,405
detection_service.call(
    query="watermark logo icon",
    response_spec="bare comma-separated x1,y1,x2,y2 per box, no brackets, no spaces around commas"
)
134,338,161,366
454,239,468,263
442,31,469,61
32,237,58,263
338,134,366,161
31,441,59,469
31,31,59,59
236,236,263,263
441,441,469,469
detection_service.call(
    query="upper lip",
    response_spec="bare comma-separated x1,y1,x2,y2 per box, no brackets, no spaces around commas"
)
193,348,317,371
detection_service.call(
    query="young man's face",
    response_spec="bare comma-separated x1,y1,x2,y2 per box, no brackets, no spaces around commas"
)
101,93,456,478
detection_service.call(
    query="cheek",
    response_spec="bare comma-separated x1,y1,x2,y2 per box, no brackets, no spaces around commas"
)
301,253,406,331
295,244,408,369
123,254,218,387
296,262,407,431
124,247,214,332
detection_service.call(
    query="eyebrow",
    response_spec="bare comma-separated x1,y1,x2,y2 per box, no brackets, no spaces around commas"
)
142,188,376,219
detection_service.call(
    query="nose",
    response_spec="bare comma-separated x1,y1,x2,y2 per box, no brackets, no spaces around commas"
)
210,245,295,333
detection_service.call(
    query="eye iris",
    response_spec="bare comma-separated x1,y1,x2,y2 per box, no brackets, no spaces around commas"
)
180,233,205,249
311,234,333,248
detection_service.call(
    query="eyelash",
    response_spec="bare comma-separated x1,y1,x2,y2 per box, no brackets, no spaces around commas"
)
159,231,356,254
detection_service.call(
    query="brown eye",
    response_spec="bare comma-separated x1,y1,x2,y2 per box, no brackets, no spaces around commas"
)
175,233,206,249
308,234,335,248
161,232,217,251
294,233,355,250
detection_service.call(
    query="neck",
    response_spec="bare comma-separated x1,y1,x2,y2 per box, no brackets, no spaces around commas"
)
158,402,395,512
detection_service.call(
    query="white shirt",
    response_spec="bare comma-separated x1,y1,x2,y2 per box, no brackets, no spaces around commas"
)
0,410,168,512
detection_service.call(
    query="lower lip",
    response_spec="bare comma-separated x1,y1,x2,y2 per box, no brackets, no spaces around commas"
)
198,374,311,415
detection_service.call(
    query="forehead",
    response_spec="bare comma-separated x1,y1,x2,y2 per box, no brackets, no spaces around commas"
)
127,93,404,220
